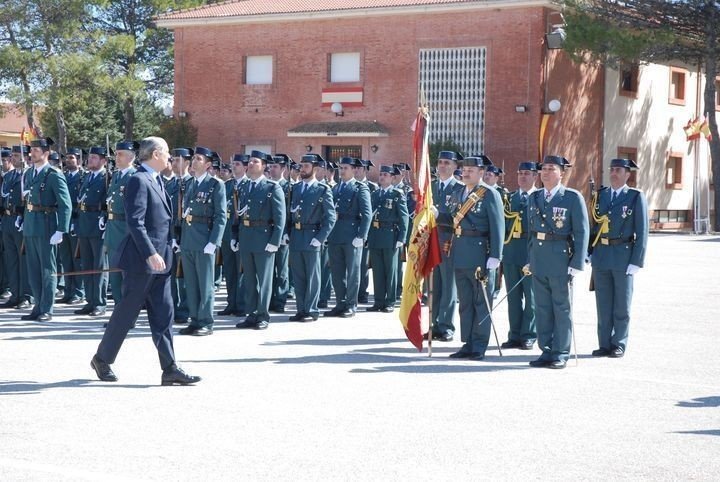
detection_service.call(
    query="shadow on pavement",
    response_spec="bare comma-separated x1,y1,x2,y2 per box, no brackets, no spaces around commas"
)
0,378,155,395
351,363,530,374
676,396,720,408
263,338,408,346
672,429,720,437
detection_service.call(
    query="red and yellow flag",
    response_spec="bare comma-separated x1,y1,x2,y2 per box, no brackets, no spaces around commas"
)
700,118,712,141
399,106,442,351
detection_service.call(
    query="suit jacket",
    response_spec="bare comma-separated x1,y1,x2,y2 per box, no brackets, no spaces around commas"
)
527,184,590,277
590,186,649,270
328,178,372,244
114,165,173,274
288,180,336,252
237,177,286,252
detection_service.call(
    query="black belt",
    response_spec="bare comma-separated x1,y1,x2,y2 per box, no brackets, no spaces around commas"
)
373,221,397,229
337,214,361,221
184,214,211,224
532,231,570,241
438,225,453,233
26,203,58,213
80,205,102,212
600,236,634,246
242,220,273,227
294,223,320,230
455,228,488,237
108,212,125,221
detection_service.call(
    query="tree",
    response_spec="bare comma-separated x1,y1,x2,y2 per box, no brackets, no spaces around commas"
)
158,116,198,150
559,0,720,230
429,138,465,167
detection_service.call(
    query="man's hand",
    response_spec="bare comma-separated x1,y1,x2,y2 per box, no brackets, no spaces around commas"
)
98,216,106,231
171,239,181,253
568,267,580,278
309,238,321,248
265,243,278,253
281,234,290,246
395,241,404,249
230,239,240,252
49,231,63,245
626,264,640,276
486,257,500,270
147,253,166,272
14,216,23,232
430,206,439,217
352,237,364,248
203,242,216,255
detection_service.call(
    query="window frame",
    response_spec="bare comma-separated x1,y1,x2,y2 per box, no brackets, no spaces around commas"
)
617,146,638,187
666,151,684,189
328,52,362,84
244,55,274,86
668,66,687,106
619,63,639,99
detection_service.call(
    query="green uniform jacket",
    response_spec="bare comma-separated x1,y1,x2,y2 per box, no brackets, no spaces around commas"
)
367,187,409,249
327,178,372,244
1,169,26,232
76,169,109,238
288,180,336,251
104,167,137,251
180,174,227,251
22,165,72,237
237,177,286,252
503,188,536,266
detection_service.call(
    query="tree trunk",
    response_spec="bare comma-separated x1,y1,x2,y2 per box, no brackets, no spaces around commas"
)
704,4,720,231
123,96,135,140
55,109,67,154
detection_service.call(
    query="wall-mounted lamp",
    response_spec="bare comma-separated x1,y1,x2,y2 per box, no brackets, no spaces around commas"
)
331,102,344,117
514,105,528,113
545,26,566,50
305,144,313,152
178,111,188,118
370,144,379,153
547,99,562,114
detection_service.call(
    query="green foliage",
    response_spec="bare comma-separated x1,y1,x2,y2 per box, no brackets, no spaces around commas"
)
158,117,199,150
429,139,464,167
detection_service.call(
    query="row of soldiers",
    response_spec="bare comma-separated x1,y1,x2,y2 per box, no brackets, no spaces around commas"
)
0,141,648,370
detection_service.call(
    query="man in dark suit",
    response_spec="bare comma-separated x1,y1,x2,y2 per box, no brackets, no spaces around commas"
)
90,136,200,385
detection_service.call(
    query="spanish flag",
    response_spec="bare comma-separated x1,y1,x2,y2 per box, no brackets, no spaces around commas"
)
399,107,442,351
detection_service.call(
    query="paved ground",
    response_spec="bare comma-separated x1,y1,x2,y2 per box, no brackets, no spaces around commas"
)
1,233,719,481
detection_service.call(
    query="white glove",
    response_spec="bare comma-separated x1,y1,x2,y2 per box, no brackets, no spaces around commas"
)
22,190,30,199
309,238,321,248
98,216,106,231
203,242,215,255
171,239,181,253
626,264,640,275
568,267,580,278
14,216,23,231
486,257,501,270
69,223,75,236
49,231,63,245
265,243,278,253
430,206,439,217
395,241,404,249
230,239,240,252
352,237,364,248
281,234,289,246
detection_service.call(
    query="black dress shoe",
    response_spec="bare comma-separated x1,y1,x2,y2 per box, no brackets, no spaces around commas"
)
468,352,485,361
289,313,306,321
269,306,285,313
90,354,117,382
235,319,258,329
190,326,213,336
174,318,188,324
501,340,523,349
37,313,52,321
21,313,39,321
161,366,201,386
317,300,328,308
357,296,368,304
89,307,106,317
437,332,454,342
380,306,394,313
74,305,93,315
178,326,199,335
55,289,65,299
521,340,534,350
449,350,471,359
529,358,551,368
609,346,625,358
217,307,235,316
592,348,611,357
339,309,355,318
323,307,343,317
0,289,11,300
1,300,19,308
366,305,382,312
254,320,269,330
300,314,318,322
66,297,85,305
548,359,567,369
16,300,31,310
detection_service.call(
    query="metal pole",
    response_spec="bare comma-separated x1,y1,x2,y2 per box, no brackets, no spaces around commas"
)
475,268,502,357
426,270,433,357
568,275,579,366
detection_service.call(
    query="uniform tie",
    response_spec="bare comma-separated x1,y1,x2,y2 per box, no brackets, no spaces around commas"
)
249,181,256,195
545,190,552,203
611,190,617,204
338,181,345,195
300,182,306,196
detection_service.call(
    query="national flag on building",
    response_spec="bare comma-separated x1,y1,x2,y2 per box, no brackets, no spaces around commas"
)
398,106,442,351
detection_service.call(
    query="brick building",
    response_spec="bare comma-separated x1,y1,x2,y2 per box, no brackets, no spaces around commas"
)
156,0,604,192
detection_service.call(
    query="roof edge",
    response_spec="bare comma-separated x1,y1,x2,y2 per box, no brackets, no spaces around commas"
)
156,0,554,29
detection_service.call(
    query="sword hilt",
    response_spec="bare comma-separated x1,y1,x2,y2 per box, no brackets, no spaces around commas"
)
474,266,488,284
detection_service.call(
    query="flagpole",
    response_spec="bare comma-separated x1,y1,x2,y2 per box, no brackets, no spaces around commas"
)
426,270,433,357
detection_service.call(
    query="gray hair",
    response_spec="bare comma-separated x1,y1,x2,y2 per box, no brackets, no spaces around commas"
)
138,136,166,162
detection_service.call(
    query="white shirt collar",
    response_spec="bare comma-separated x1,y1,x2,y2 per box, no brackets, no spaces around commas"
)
34,162,49,175
545,183,562,198
303,179,317,188
195,172,208,184
249,175,265,184
613,184,628,197
120,166,133,176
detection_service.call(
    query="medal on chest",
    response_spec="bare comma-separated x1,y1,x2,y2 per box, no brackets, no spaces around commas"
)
552,207,567,228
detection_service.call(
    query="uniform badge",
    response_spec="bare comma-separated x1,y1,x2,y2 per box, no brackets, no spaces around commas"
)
622,206,632,218
384,198,393,209
552,207,567,228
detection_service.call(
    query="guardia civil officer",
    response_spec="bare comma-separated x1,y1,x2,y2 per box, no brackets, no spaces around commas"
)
288,154,336,322
589,158,648,358
442,156,504,360
325,157,371,318
392,163,414,299
177,147,227,336
527,155,589,369
103,141,138,305
166,148,193,323
354,159,378,304
57,148,85,305
500,161,539,350
1,145,33,309
233,151,285,329
268,154,291,313
427,151,464,341
74,146,110,317
217,153,248,317
21,138,72,321
367,165,409,313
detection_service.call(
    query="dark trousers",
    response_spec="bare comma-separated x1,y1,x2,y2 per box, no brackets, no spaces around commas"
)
533,274,572,362
455,267,494,354
289,250,321,316
79,236,107,308
270,244,289,309
503,263,536,343
241,250,274,321
3,226,32,303
170,254,189,320
369,247,399,308
431,255,457,335
593,268,633,351
358,245,370,301
319,244,332,302
97,270,175,370
221,241,245,313
24,236,58,315
57,232,84,299
329,243,362,310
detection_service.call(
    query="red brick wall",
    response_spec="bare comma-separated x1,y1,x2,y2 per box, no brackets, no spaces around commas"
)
172,6,602,192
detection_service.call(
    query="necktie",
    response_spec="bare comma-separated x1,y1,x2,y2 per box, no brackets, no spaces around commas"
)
156,175,164,192
338,182,345,195
300,183,306,196
521,192,528,205
611,190,617,204
545,190,551,203
249,181,256,195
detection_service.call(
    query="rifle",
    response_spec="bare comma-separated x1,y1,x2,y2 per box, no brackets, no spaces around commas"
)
175,176,185,278
588,166,597,292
